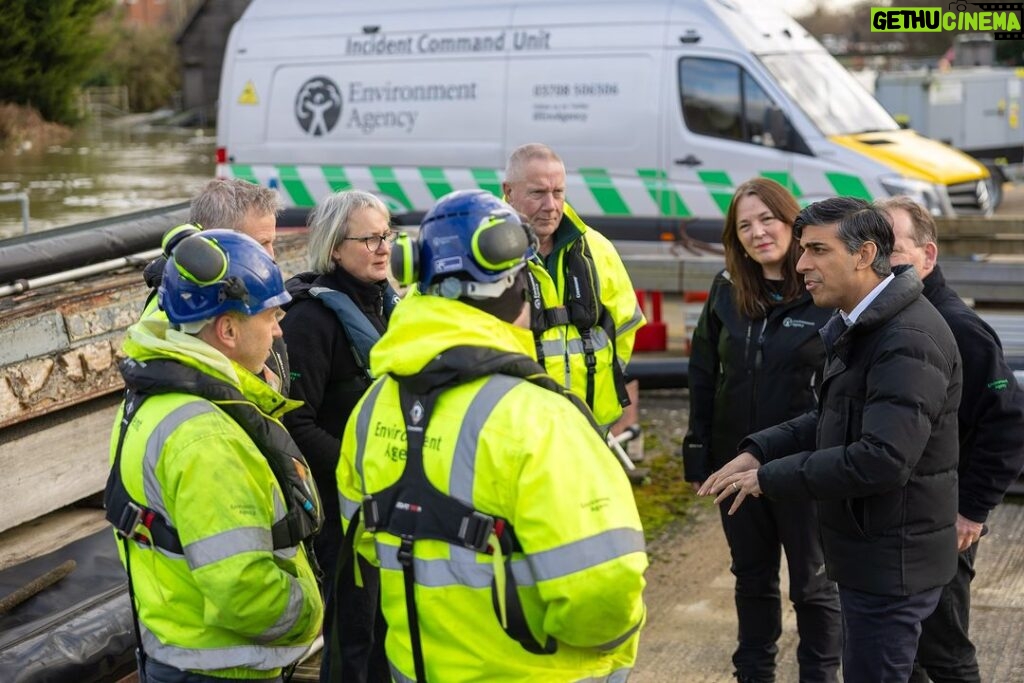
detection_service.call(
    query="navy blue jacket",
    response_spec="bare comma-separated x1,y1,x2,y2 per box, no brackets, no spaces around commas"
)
923,265,1024,523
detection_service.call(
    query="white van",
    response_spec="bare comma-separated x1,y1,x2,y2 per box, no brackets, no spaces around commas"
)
215,0,993,239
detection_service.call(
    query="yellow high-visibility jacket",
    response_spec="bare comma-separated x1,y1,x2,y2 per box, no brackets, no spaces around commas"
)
110,316,323,679
527,203,645,429
338,293,648,682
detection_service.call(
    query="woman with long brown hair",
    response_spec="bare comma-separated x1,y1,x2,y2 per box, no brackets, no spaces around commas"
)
683,178,841,682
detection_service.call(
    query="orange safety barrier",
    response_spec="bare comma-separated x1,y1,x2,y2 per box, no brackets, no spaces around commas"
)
634,289,668,352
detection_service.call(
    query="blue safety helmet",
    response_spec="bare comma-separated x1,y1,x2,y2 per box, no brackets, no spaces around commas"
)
390,190,531,299
158,228,291,324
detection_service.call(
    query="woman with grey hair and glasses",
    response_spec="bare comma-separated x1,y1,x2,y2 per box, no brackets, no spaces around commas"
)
281,189,399,683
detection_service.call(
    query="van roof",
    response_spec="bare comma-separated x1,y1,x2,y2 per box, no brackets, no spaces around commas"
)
237,0,820,55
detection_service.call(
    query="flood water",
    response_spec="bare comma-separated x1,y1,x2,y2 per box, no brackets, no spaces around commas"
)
0,123,216,241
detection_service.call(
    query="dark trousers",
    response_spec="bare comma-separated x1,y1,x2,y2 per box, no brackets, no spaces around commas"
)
316,513,389,683
909,542,980,683
839,584,942,683
144,658,281,683
719,496,842,682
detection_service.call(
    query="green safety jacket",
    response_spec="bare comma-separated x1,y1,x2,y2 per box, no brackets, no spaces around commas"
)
337,293,648,682
109,316,323,678
526,203,645,429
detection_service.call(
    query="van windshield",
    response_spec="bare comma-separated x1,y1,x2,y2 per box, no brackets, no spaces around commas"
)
760,52,898,137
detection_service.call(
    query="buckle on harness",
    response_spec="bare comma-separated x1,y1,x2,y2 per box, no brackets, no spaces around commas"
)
362,497,380,532
114,502,153,543
458,511,495,552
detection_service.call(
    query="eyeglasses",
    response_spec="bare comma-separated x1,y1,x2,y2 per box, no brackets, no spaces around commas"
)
341,231,396,252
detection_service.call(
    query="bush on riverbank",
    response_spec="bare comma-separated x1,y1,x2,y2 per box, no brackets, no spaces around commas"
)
0,104,72,154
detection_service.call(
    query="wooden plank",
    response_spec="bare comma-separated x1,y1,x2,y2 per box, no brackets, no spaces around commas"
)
0,396,119,534
0,507,107,572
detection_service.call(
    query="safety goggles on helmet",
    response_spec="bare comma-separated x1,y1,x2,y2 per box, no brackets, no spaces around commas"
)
389,190,533,299
158,228,291,325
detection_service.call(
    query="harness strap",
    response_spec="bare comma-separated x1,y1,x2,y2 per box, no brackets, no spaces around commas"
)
106,392,151,678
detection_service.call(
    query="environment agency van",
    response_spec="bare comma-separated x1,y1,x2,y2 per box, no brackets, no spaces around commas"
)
215,0,994,239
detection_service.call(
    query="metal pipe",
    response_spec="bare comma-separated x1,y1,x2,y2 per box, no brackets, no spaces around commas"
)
0,249,162,298
0,192,30,234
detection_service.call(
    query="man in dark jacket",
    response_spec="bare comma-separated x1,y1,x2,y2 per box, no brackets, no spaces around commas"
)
880,196,1024,683
700,197,963,683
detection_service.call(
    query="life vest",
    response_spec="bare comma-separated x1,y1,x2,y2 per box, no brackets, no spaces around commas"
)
526,235,628,412
104,358,323,555
308,284,399,387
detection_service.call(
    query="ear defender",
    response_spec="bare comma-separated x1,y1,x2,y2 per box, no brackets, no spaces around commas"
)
389,231,418,286
162,223,203,257
171,233,229,286
471,211,529,271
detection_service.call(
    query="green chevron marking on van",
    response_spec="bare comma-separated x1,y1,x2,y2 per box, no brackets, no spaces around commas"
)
232,165,259,186
279,165,315,207
826,173,872,200
698,170,735,214
471,168,503,197
759,171,803,198
323,166,352,192
580,168,631,215
420,167,454,199
370,166,413,210
638,169,691,217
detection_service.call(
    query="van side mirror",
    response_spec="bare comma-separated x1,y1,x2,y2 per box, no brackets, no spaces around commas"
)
763,107,791,150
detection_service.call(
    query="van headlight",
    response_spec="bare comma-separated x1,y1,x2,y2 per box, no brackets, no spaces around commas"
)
879,176,951,217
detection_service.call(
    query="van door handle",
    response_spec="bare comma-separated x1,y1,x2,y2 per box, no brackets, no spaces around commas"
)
674,155,703,167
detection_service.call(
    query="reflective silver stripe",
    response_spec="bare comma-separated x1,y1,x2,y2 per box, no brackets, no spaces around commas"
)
376,540,535,587
185,527,272,569
354,380,387,495
540,338,568,359
450,374,522,502
140,622,307,671
140,401,216,558
390,661,415,683
618,303,645,336
548,332,614,359
575,327,612,352
596,610,644,651
528,527,645,582
257,576,304,643
340,492,361,522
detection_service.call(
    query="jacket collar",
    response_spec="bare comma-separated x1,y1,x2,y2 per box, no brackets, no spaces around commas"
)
921,263,946,300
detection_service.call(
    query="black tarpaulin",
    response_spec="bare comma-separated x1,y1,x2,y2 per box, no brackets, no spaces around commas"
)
0,530,135,683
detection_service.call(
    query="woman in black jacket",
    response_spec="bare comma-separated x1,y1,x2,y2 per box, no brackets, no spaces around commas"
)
281,189,399,683
682,178,841,683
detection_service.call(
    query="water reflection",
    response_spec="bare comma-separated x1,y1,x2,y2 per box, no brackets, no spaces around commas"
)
0,124,215,241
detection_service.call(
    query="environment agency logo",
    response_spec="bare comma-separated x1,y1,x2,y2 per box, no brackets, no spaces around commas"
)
871,2,1023,39
295,76,342,136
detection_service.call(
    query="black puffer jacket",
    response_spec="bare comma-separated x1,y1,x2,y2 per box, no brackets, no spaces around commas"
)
683,270,832,482
280,267,394,523
922,265,1024,523
746,266,962,596
142,253,291,395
